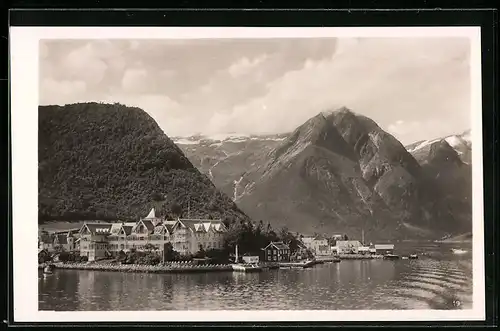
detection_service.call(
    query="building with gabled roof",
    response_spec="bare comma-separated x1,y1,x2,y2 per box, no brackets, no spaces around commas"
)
301,235,330,256
69,208,228,259
262,241,291,262
171,218,227,255
39,233,55,252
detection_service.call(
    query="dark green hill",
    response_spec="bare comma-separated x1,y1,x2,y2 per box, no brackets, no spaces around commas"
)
38,102,249,224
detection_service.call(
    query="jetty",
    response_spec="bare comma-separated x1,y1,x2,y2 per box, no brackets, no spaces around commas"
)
338,254,384,260
39,261,233,274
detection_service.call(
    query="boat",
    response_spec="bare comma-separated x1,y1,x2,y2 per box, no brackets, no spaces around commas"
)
409,254,418,259
232,264,262,272
451,248,468,255
383,254,400,260
43,264,55,274
279,260,316,269
231,244,262,273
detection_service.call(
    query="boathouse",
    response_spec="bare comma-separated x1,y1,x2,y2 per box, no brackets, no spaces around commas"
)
374,244,395,254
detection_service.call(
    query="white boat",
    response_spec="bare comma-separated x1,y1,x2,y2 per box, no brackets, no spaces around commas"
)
43,264,55,274
232,264,262,272
231,244,262,272
451,248,468,255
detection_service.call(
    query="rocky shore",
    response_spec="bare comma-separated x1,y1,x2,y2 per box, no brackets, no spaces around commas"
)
39,261,233,273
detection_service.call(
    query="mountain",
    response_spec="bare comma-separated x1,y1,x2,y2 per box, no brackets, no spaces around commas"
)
234,108,451,239
172,110,473,239
405,130,472,234
38,102,249,224
172,133,287,200
406,130,472,164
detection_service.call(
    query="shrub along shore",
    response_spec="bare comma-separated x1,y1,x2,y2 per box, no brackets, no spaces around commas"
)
39,261,233,273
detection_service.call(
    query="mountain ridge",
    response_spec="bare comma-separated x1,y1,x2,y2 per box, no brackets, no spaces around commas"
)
176,108,472,239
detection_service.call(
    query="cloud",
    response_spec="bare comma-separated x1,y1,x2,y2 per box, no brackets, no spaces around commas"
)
387,119,455,144
61,43,108,85
121,68,150,93
205,37,470,142
38,38,470,143
40,78,87,105
228,55,268,77
98,93,186,135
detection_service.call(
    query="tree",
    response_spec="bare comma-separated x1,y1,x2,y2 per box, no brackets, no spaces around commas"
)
151,192,164,201
144,243,156,252
194,244,206,259
170,202,182,217
163,242,179,261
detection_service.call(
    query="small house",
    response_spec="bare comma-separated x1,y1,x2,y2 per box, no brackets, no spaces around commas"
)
242,256,259,264
301,235,330,256
39,233,55,252
335,240,363,254
262,241,290,262
374,244,395,254
358,246,370,255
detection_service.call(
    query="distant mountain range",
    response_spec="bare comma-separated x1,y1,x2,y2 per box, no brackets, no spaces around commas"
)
38,102,472,240
174,108,472,240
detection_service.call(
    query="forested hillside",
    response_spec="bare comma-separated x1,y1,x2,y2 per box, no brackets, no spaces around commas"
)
38,102,249,224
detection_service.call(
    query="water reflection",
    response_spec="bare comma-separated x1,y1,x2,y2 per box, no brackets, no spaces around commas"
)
39,242,473,311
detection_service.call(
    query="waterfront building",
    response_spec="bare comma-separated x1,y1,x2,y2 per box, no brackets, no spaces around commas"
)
335,240,364,254
262,241,291,262
53,229,80,252
374,244,395,254
301,235,330,256
74,208,228,260
242,255,260,264
38,228,80,252
79,222,113,261
172,218,227,255
39,233,55,252
357,246,370,255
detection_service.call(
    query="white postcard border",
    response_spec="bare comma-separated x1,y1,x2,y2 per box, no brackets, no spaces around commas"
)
10,26,485,322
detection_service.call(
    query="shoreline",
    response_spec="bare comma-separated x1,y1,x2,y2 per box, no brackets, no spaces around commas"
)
40,262,233,273
39,255,388,274
338,254,384,259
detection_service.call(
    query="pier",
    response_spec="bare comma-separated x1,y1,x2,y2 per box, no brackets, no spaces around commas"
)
39,262,233,274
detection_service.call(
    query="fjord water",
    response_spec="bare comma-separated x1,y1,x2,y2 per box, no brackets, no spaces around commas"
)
39,242,473,311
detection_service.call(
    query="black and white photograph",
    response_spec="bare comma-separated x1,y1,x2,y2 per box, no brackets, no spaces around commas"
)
10,26,484,322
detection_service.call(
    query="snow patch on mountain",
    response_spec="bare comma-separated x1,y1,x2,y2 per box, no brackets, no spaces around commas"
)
407,138,441,153
173,138,201,145
444,135,464,148
173,133,287,145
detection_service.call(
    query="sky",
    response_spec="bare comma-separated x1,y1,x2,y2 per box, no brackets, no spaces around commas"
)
39,37,471,145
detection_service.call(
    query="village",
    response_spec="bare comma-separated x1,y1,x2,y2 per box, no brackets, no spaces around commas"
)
39,207,398,270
